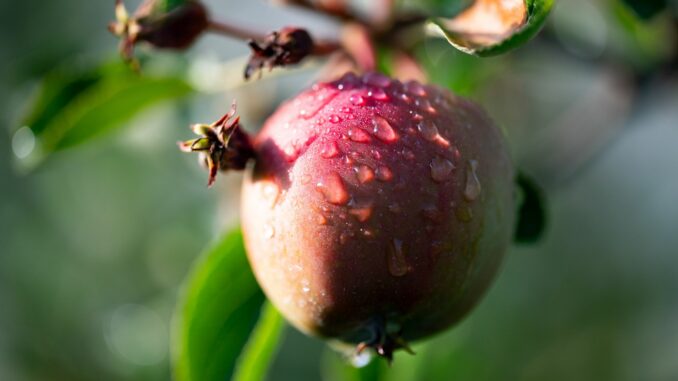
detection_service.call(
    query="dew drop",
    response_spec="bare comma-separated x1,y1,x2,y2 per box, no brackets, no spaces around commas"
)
338,72,359,88
388,239,409,277
350,94,366,106
263,224,275,239
363,72,392,87
463,160,482,201
405,81,427,97
375,166,394,182
301,279,311,293
430,156,455,182
361,228,375,238
316,213,328,225
368,88,389,101
435,134,451,148
372,116,399,143
262,183,280,207
416,98,436,114
348,127,371,143
329,114,342,123
316,172,350,205
284,145,299,162
354,165,375,184
321,141,340,159
341,106,351,113
349,206,373,222
417,120,439,141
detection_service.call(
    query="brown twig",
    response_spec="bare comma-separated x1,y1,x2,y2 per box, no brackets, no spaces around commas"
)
207,20,269,42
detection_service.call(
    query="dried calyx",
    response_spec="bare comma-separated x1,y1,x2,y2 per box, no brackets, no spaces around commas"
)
355,317,415,364
108,0,208,62
245,27,316,80
178,102,255,187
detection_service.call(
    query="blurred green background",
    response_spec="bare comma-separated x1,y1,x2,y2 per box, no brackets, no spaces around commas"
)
1,0,677,380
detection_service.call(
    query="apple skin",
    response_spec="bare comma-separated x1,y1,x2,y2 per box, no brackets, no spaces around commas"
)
241,72,515,346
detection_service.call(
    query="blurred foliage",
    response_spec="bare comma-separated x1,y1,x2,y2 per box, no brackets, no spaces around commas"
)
232,302,286,381
514,172,547,244
17,60,192,169
621,0,669,19
1,0,678,380
172,230,267,381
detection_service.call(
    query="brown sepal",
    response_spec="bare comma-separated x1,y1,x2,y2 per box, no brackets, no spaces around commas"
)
108,0,209,64
178,101,256,187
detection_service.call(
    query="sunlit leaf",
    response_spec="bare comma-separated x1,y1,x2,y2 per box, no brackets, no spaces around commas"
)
17,60,192,168
172,229,267,381
232,302,286,381
428,0,554,56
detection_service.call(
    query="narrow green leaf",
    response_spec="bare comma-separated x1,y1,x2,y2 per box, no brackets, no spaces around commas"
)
514,172,547,243
428,0,554,56
172,229,266,381
17,60,192,168
232,302,286,381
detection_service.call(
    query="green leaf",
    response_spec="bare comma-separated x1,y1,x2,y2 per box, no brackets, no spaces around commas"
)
428,0,555,56
172,229,267,381
514,172,547,243
232,302,286,381
17,60,192,168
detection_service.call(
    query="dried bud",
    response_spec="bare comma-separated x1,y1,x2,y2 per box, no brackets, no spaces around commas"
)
245,27,315,80
178,101,256,187
108,0,209,62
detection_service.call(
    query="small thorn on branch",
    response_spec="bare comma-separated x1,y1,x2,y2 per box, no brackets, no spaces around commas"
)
178,101,256,187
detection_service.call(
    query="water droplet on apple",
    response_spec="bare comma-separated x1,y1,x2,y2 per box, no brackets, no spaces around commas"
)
463,160,482,201
350,94,366,106
372,116,399,143
375,166,394,182
430,156,455,182
321,141,340,158
316,172,350,205
348,127,371,143
263,224,275,239
354,165,375,184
